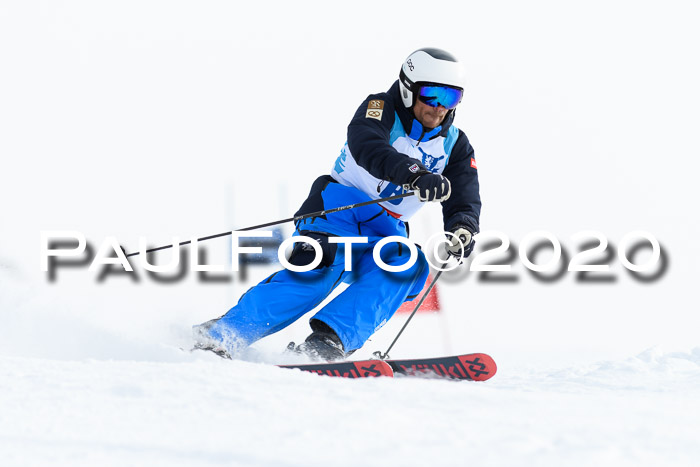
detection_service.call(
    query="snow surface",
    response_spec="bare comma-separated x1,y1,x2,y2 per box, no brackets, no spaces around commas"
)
2,1,700,466
1,346,699,467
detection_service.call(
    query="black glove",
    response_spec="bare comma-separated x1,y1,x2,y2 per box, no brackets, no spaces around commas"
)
445,226,475,259
410,173,451,202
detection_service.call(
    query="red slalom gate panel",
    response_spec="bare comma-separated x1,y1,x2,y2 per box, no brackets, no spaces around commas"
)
396,273,441,313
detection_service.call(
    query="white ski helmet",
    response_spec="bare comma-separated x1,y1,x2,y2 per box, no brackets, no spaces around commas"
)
398,48,466,109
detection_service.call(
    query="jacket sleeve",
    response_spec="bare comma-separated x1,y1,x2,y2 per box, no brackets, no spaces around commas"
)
347,95,430,186
441,130,481,234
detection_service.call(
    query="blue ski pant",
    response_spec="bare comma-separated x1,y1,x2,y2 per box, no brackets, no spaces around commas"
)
208,238,428,351
205,182,430,351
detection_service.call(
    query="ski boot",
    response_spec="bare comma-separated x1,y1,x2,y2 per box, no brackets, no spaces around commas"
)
288,320,346,362
192,319,232,359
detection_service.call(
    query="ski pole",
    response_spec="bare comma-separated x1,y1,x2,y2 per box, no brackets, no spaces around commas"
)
374,268,445,360
123,191,415,257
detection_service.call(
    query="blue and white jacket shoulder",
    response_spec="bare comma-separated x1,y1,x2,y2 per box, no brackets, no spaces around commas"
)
331,80,481,234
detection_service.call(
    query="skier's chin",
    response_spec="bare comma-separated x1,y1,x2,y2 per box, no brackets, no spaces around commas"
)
421,116,442,130
423,118,441,129
416,110,445,130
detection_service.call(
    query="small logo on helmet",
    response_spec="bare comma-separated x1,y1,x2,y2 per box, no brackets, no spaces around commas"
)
408,163,420,173
470,158,477,169
407,59,414,71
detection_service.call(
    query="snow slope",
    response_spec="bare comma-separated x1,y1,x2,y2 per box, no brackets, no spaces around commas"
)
2,256,699,466
1,348,699,467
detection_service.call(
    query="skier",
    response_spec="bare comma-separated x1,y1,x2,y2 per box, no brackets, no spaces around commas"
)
193,48,481,360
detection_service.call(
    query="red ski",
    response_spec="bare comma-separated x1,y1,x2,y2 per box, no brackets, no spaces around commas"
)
279,359,394,378
386,353,497,381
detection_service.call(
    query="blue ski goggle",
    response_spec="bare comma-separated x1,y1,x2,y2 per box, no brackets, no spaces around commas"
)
418,84,464,109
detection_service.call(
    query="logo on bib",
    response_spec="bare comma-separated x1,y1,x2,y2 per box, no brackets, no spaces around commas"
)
418,147,445,173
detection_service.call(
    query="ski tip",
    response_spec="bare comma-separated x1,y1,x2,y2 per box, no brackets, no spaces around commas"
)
457,353,497,381
387,353,497,381
279,359,394,378
352,360,394,378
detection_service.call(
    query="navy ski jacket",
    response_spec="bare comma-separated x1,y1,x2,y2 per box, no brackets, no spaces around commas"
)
297,80,481,235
